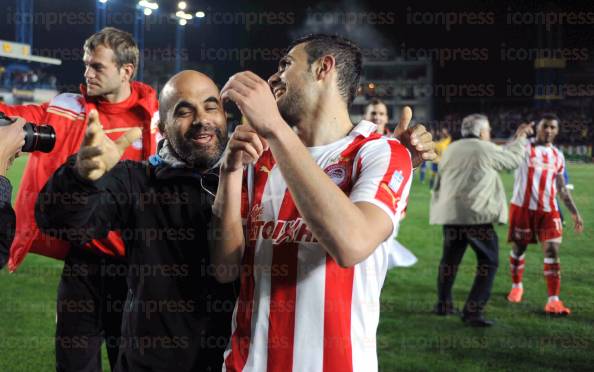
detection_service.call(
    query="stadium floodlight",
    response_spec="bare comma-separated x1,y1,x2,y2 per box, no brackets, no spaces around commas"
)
144,8,152,16
99,0,108,3
178,1,187,10
195,11,205,18
179,19,188,26
175,10,193,20
138,0,159,10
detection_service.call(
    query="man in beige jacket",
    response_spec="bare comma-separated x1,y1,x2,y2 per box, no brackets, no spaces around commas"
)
430,114,533,326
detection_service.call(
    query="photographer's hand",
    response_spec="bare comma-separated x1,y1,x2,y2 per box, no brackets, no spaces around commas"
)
75,110,142,181
0,117,26,176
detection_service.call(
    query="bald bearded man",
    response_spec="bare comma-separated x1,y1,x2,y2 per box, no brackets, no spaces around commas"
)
36,71,236,371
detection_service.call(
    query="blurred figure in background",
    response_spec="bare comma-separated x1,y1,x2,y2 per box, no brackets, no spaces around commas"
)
429,127,451,188
506,114,584,315
364,98,391,136
419,128,437,184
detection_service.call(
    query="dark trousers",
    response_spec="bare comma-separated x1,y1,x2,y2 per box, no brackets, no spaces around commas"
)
436,224,499,316
56,248,128,372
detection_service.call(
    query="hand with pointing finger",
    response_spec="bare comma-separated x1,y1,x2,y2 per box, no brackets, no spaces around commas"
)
392,106,437,168
514,121,534,140
76,110,142,181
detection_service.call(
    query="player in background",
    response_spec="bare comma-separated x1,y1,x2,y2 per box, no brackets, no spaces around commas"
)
363,98,390,136
507,113,584,315
429,127,451,188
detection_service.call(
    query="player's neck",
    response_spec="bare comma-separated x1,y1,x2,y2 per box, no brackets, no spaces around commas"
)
101,82,132,104
294,101,353,147
535,139,553,147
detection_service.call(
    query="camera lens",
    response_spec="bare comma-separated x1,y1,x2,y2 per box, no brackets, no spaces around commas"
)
22,123,56,153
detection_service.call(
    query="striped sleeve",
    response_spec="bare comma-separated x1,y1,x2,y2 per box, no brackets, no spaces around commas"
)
557,150,566,174
349,138,413,239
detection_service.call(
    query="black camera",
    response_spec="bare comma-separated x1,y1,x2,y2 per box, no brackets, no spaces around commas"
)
0,112,56,153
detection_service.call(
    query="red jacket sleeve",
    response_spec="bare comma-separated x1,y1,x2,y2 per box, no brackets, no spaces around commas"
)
0,102,49,124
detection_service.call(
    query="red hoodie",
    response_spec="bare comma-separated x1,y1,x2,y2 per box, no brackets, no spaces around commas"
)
0,81,159,271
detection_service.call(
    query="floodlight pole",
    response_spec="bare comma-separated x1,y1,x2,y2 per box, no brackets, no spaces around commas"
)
134,8,146,82
16,0,34,46
175,24,185,73
95,1,108,32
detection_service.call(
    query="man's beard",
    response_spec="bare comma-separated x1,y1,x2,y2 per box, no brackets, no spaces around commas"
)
277,89,307,128
167,123,227,170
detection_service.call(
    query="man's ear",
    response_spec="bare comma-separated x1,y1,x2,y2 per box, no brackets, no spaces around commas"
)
121,63,135,82
158,122,167,138
314,55,336,81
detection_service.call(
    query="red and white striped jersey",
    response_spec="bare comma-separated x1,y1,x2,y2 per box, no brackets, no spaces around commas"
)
510,142,565,212
224,121,414,372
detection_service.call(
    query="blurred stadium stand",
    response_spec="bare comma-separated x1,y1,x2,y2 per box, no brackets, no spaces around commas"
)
351,57,433,129
0,39,61,105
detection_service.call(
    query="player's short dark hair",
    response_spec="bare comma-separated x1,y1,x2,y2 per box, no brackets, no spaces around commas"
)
287,34,362,106
84,27,139,80
540,113,560,124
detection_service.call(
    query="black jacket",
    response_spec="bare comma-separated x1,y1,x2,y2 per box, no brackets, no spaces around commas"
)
36,156,236,372
0,176,14,270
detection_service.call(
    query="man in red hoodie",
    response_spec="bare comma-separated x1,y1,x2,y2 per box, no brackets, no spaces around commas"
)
0,27,158,371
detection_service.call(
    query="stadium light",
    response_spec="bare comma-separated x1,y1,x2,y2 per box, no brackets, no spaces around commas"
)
179,19,187,26
99,0,108,3
178,1,187,10
138,0,159,10
195,11,205,18
175,10,193,20
144,8,152,16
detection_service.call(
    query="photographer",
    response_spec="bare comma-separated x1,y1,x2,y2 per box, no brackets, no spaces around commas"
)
0,117,25,269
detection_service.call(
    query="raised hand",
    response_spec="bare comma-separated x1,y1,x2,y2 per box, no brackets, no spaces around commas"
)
220,71,286,139
514,122,535,139
393,106,436,167
75,110,142,181
0,117,26,175
221,124,268,173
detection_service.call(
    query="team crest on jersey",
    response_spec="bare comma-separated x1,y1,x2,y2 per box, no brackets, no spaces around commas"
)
324,159,351,189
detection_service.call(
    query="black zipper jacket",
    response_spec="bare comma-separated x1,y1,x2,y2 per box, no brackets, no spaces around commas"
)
35,155,236,371
0,176,14,270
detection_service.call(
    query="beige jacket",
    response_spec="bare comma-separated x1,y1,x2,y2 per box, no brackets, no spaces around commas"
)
430,137,527,225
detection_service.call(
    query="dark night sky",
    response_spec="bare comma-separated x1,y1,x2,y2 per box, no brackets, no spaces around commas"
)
1,0,593,116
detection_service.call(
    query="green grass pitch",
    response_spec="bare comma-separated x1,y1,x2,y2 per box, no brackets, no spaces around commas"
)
1,155,593,371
